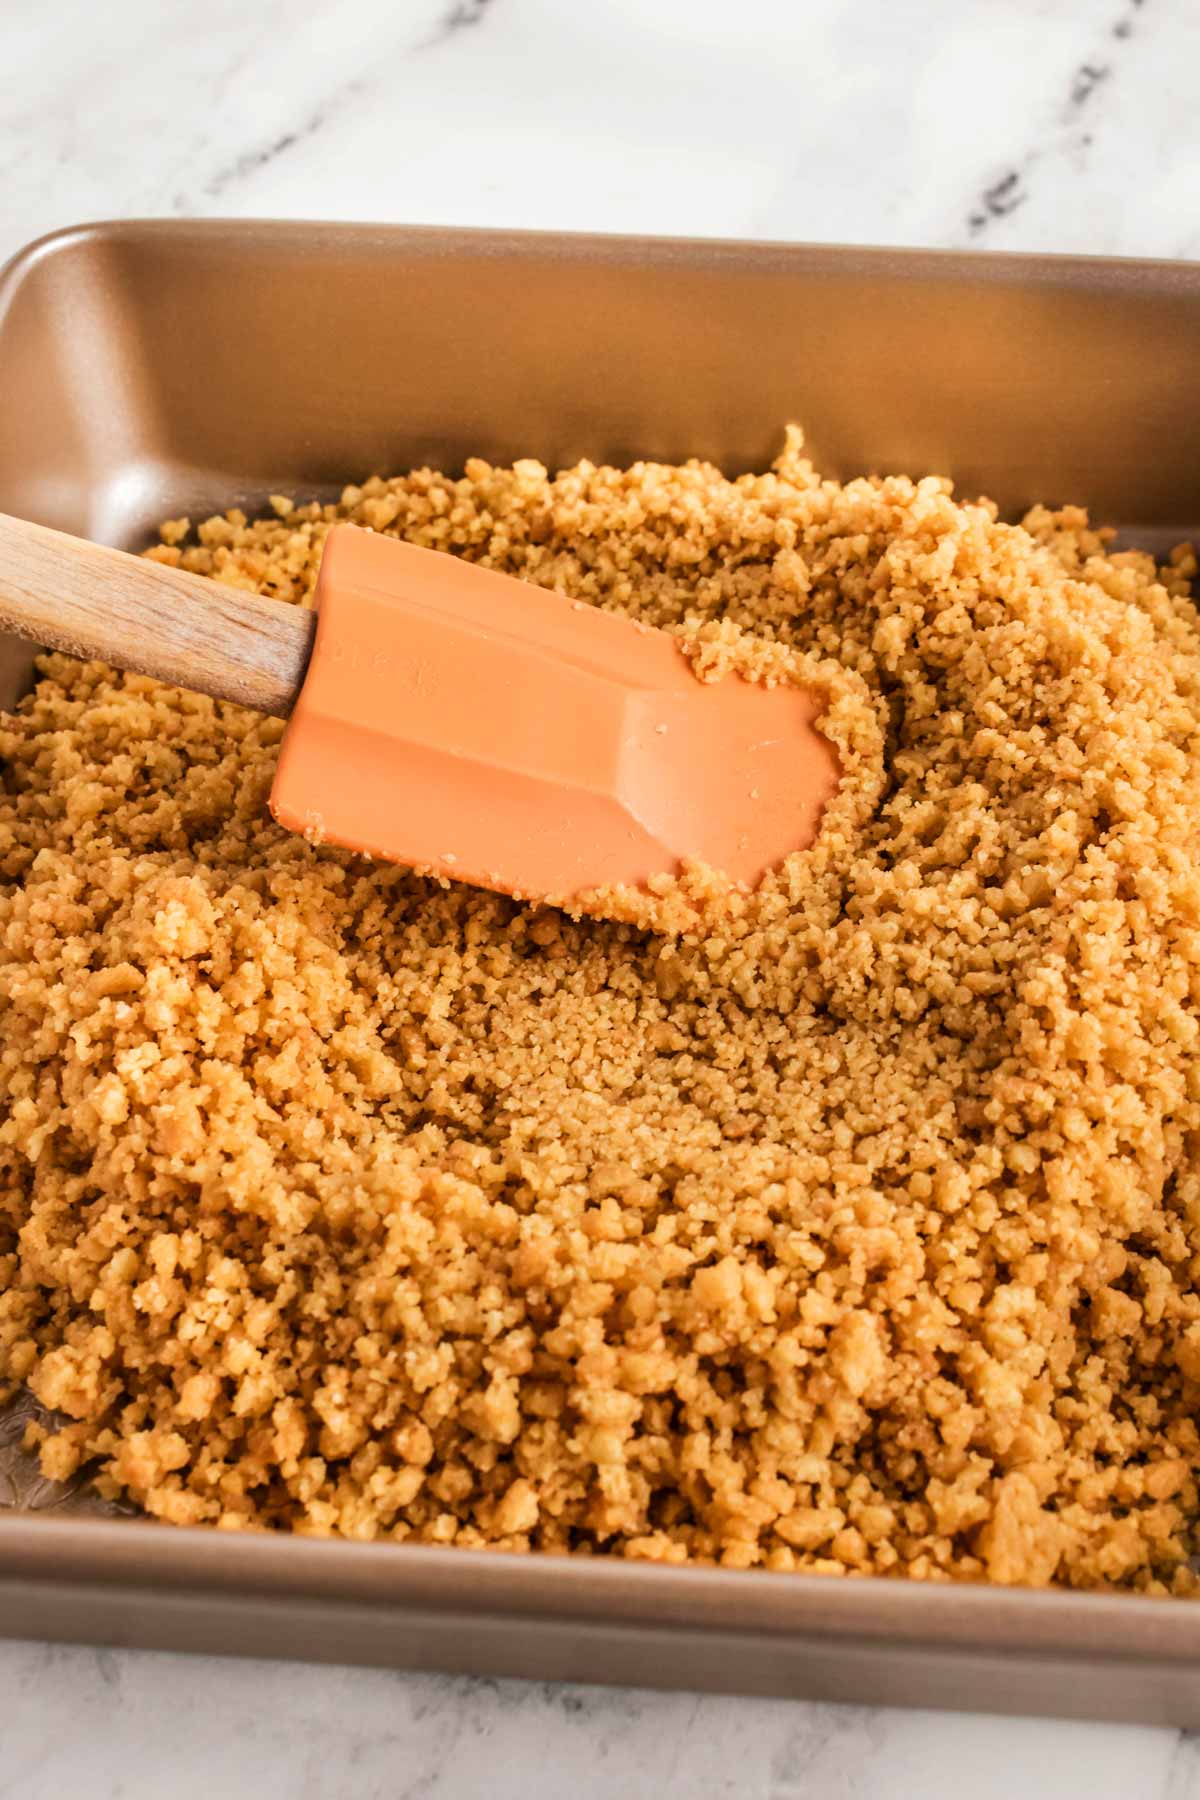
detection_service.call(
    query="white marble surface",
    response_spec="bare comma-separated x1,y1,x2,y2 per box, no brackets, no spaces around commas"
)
6,0,1200,1793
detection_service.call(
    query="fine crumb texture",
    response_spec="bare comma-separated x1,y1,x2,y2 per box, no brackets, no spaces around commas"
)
3,429,1200,1595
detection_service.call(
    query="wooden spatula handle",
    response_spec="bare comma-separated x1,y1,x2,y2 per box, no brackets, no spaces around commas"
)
0,512,316,717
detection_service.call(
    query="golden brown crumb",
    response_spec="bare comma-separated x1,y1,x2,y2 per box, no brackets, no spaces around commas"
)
3,427,1200,1594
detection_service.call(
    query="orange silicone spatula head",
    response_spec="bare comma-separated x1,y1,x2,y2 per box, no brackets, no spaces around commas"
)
270,525,838,904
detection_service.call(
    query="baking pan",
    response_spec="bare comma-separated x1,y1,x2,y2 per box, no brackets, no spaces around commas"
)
3,218,1200,1720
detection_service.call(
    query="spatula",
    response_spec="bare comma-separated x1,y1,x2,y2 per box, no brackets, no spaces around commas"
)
0,514,839,904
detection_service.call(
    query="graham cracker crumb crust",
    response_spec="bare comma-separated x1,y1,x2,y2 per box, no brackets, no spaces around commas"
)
3,427,1200,1593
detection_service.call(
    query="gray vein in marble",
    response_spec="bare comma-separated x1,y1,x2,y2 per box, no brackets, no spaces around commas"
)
199,105,352,203
1167,1731,1200,1800
426,0,497,44
966,0,1147,239
171,4,455,210
187,0,493,208
201,134,297,200
408,0,499,66
769,1701,887,1795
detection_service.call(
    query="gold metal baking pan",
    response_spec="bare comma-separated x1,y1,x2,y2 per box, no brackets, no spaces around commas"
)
2,219,1199,1720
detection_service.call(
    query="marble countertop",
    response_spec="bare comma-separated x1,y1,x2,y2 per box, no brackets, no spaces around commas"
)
6,0,1200,1794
